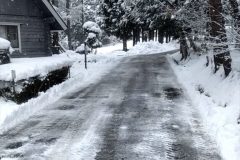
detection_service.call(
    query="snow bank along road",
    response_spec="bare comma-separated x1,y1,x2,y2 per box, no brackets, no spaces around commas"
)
0,52,221,160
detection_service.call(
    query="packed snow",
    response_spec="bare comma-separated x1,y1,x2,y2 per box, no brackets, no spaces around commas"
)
0,41,179,133
167,50,240,160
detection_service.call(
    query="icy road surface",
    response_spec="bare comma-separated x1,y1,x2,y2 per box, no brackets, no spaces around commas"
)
0,52,221,160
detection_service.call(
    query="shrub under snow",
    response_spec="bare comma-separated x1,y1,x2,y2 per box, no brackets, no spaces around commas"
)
0,37,10,50
83,21,101,34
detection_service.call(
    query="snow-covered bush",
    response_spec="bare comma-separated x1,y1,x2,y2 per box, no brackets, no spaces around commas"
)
75,43,91,54
0,37,11,50
75,21,102,54
83,21,102,34
83,21,102,49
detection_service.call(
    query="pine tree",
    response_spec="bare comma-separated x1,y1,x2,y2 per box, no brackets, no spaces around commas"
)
100,0,133,51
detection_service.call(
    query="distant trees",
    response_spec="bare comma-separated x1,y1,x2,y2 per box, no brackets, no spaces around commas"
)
174,0,207,60
56,0,100,49
174,0,233,76
57,0,239,77
99,0,133,51
99,0,177,51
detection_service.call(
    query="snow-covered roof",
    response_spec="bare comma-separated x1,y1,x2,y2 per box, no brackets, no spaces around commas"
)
41,0,67,30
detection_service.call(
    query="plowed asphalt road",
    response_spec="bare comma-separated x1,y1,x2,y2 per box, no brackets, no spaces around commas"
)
0,51,221,160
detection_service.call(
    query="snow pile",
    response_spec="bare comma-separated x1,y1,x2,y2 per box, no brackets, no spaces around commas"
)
75,44,91,54
0,100,18,130
167,51,240,160
0,37,10,50
127,41,179,55
0,55,74,81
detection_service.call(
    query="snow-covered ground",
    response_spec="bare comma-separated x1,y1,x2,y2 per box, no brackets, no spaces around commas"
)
127,41,178,55
2,40,239,160
0,56,74,81
0,41,178,133
167,50,240,160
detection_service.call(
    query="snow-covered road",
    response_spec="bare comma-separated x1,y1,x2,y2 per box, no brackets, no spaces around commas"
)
0,52,221,160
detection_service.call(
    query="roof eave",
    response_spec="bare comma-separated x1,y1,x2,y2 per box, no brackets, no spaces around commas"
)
41,0,67,30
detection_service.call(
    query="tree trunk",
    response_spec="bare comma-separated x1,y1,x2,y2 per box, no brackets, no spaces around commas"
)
123,34,128,51
66,0,73,50
136,28,141,43
133,28,140,46
142,29,147,42
155,30,158,41
165,33,169,43
187,34,198,52
180,32,188,61
149,30,154,41
133,29,136,46
158,29,164,43
209,0,232,76
228,0,240,48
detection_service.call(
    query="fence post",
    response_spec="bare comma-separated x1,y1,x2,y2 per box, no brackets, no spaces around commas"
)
68,66,71,78
11,70,16,94
84,42,87,69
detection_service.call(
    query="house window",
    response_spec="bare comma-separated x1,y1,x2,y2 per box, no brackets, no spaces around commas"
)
0,25,20,49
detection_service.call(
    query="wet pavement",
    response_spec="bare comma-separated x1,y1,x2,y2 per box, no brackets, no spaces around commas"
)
0,52,221,160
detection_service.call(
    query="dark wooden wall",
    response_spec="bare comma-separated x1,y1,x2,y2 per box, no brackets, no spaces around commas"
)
0,0,52,57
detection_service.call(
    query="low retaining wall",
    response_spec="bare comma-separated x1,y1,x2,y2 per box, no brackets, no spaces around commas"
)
0,66,70,104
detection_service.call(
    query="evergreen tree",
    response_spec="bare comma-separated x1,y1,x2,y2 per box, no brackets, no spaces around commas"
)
100,0,133,51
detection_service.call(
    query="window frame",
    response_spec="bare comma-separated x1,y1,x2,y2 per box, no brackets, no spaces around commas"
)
0,22,22,52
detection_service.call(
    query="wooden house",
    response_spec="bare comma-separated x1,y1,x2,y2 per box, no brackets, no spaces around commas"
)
0,0,67,57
